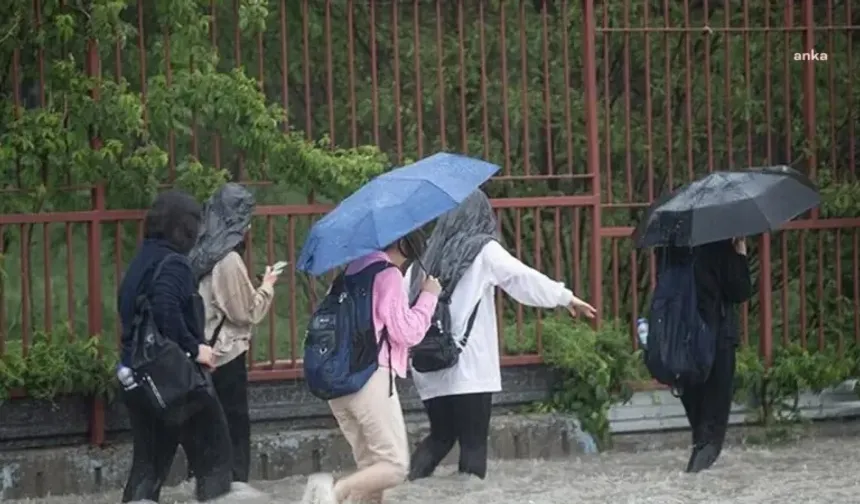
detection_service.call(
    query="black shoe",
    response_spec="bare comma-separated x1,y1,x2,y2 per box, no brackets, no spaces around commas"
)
408,447,438,481
684,446,700,473
686,443,720,473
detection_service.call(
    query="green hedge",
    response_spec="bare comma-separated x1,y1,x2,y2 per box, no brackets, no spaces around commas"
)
0,325,117,403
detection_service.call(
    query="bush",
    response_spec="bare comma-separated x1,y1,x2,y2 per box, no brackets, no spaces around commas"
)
734,343,857,428
521,317,647,449
0,325,117,403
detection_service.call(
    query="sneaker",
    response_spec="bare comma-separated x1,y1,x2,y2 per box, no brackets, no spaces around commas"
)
301,473,337,504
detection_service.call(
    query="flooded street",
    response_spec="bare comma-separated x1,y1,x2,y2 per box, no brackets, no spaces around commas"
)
9,436,860,504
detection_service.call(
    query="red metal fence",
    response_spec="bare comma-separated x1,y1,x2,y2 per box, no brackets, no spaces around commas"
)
1,0,858,443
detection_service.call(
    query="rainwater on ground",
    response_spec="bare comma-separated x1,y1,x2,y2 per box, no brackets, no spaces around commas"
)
9,436,860,504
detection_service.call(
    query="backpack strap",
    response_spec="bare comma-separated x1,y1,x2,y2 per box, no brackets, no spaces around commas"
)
343,260,394,283
378,328,394,397
457,300,482,348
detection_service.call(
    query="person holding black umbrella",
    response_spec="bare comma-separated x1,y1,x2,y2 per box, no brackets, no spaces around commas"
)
658,237,752,472
634,166,820,472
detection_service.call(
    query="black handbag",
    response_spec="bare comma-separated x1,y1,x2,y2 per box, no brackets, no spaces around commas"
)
128,254,209,424
410,297,480,373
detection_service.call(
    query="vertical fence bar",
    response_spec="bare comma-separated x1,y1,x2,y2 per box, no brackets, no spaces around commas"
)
280,0,290,132
412,0,424,157
435,0,446,150
368,0,379,146
582,0,603,322
42,223,52,332
759,234,773,366
325,0,336,146
86,38,106,446
20,224,31,352
802,0,817,187
457,0,467,153
498,2,510,174
561,0,573,176
0,224,5,355
347,0,358,145
392,0,404,161
517,1,530,175
478,0,489,158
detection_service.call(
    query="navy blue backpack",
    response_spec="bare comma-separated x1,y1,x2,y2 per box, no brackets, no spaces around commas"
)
643,250,716,394
304,261,393,400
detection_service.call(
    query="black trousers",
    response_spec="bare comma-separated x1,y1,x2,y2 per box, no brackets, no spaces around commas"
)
121,382,233,502
211,352,252,483
680,338,736,455
408,392,493,480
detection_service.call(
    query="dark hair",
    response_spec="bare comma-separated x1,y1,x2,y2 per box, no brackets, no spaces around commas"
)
143,190,203,254
385,228,426,265
233,238,247,257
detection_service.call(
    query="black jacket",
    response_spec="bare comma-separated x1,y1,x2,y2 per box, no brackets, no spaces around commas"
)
692,240,753,343
118,239,204,365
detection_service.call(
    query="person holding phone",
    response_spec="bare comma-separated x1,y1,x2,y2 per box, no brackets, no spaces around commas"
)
188,183,282,493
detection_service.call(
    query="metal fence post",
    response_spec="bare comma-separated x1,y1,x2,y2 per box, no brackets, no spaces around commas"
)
86,38,106,447
581,0,603,323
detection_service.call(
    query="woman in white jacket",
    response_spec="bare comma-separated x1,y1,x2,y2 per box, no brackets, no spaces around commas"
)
406,190,596,480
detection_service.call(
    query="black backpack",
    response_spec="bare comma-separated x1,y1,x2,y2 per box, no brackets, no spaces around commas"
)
410,286,480,373
643,251,716,395
127,254,209,423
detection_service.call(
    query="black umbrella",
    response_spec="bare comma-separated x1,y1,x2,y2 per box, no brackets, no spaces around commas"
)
633,166,820,248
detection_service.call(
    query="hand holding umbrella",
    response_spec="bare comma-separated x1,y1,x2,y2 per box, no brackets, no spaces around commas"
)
422,275,442,296
732,237,747,256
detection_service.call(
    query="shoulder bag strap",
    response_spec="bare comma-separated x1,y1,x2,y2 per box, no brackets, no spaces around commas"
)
147,253,182,296
457,300,482,348
208,315,227,346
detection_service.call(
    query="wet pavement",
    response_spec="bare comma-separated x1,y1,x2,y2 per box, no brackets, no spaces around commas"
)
9,436,860,504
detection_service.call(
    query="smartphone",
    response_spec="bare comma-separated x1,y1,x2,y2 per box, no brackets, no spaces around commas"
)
271,261,289,275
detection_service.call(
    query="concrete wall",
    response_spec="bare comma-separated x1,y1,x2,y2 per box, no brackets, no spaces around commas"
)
2,366,860,499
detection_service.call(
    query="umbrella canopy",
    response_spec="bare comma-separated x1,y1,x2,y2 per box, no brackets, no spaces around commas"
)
297,152,500,275
633,166,820,248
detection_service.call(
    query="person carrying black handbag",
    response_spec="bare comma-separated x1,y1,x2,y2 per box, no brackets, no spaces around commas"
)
405,191,596,482
116,190,234,503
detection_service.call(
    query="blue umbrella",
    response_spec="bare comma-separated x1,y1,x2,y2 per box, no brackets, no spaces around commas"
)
297,152,500,275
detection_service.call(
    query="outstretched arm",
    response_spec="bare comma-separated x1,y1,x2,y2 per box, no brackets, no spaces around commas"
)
483,241,575,308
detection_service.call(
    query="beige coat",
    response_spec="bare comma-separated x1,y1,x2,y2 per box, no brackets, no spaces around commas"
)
198,251,274,367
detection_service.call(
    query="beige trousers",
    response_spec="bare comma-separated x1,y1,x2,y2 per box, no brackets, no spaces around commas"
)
328,367,409,504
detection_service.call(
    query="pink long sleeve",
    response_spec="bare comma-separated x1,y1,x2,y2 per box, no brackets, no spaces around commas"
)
372,266,437,347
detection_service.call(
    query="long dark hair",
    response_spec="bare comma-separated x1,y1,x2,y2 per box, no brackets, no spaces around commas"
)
143,190,202,254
